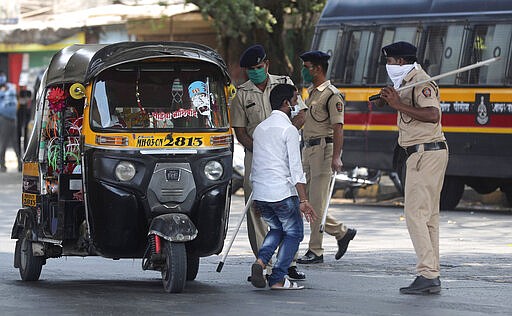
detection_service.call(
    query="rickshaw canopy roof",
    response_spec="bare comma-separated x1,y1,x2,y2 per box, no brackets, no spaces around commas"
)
45,41,230,86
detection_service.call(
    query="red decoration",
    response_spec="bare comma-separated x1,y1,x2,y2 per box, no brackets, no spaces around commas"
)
47,87,67,112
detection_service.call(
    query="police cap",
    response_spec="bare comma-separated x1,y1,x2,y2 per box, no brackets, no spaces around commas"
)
299,50,331,63
239,44,267,68
381,41,417,58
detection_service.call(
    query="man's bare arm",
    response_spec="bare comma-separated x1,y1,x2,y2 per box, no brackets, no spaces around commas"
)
234,127,253,152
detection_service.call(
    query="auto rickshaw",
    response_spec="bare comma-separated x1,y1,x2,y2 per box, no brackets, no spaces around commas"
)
11,42,235,293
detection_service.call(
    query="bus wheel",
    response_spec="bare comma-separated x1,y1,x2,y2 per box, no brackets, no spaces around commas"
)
440,176,465,210
18,231,44,281
465,178,498,195
186,254,200,281
500,185,512,206
161,241,186,293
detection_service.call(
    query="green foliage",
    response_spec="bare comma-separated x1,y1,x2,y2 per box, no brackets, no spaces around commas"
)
188,0,276,41
187,0,326,82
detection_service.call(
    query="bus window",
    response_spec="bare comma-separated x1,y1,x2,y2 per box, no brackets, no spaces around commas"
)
343,30,374,84
317,28,341,78
424,26,448,76
439,25,465,85
476,24,512,85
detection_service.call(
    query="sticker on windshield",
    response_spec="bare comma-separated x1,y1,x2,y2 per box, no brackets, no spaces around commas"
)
189,81,214,127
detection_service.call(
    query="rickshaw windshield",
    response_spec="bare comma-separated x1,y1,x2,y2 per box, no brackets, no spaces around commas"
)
90,61,229,131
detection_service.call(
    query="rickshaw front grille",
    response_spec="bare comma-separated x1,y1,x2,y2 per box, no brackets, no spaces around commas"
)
147,163,195,206
161,189,185,197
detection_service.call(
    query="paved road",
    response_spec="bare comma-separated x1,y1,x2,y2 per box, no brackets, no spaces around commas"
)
0,167,511,315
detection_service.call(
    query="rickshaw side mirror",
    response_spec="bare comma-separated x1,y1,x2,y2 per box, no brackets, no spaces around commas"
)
70,83,86,100
228,84,236,100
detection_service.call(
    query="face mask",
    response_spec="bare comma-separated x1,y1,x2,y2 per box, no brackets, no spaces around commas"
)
301,67,313,84
289,103,299,119
247,67,267,85
0,75,6,86
385,63,415,88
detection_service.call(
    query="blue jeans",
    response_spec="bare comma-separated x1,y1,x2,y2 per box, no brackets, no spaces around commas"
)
254,196,304,287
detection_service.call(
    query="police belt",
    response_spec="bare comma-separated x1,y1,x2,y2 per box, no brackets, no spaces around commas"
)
406,141,447,156
305,137,333,148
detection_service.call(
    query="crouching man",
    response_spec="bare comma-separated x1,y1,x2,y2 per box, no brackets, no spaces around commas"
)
249,84,316,290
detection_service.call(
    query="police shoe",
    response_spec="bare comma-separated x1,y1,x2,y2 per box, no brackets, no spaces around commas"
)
297,250,323,264
287,266,306,280
399,276,441,295
335,228,357,260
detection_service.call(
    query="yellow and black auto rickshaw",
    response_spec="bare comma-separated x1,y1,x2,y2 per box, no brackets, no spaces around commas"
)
11,42,234,293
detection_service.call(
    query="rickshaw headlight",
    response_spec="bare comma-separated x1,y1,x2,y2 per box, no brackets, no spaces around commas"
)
204,160,223,181
115,161,136,181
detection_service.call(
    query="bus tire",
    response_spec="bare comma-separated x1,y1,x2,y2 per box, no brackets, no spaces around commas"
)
440,176,465,210
465,178,498,195
500,185,512,206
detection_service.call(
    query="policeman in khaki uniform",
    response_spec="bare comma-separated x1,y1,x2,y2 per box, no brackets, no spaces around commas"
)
296,51,357,265
378,42,448,295
230,44,307,280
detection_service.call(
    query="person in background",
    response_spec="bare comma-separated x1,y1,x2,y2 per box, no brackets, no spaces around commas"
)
377,41,448,295
249,83,316,290
0,70,20,172
17,86,32,158
297,51,357,265
230,44,307,281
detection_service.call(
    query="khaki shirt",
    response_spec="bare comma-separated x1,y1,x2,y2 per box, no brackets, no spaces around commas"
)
303,80,344,140
397,65,445,147
230,74,306,136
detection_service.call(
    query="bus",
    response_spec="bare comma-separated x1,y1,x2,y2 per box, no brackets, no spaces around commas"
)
310,0,512,209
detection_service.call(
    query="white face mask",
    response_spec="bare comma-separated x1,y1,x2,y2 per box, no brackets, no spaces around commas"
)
289,104,299,119
386,63,416,88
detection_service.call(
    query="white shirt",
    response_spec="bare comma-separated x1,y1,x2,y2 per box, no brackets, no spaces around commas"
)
251,110,306,202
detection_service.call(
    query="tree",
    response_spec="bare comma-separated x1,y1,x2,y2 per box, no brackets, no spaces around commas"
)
187,0,326,84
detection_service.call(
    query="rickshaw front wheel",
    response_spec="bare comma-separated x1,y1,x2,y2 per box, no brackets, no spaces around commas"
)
161,241,187,293
18,232,44,281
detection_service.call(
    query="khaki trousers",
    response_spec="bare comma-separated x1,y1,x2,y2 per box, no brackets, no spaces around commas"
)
243,151,268,257
244,151,299,267
302,141,347,256
404,148,448,279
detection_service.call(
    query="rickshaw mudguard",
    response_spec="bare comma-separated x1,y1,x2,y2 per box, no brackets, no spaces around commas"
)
148,213,198,242
11,208,37,240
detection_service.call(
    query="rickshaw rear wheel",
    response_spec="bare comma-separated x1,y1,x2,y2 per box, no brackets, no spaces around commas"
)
161,241,186,293
18,232,44,281
186,255,200,281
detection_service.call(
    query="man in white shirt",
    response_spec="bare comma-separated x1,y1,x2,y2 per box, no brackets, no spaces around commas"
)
249,84,316,290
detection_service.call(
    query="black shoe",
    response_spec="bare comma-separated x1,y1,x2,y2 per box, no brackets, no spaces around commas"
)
297,250,323,264
247,274,269,282
400,276,441,295
287,266,306,280
335,228,357,260
0,165,6,173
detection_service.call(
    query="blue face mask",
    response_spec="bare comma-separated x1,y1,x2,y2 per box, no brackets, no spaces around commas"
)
0,75,6,86
247,67,267,85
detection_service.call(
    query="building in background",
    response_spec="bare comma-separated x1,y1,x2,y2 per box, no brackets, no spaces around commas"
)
0,0,217,92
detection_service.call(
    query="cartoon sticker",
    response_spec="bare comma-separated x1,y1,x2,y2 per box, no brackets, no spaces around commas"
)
189,80,213,126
